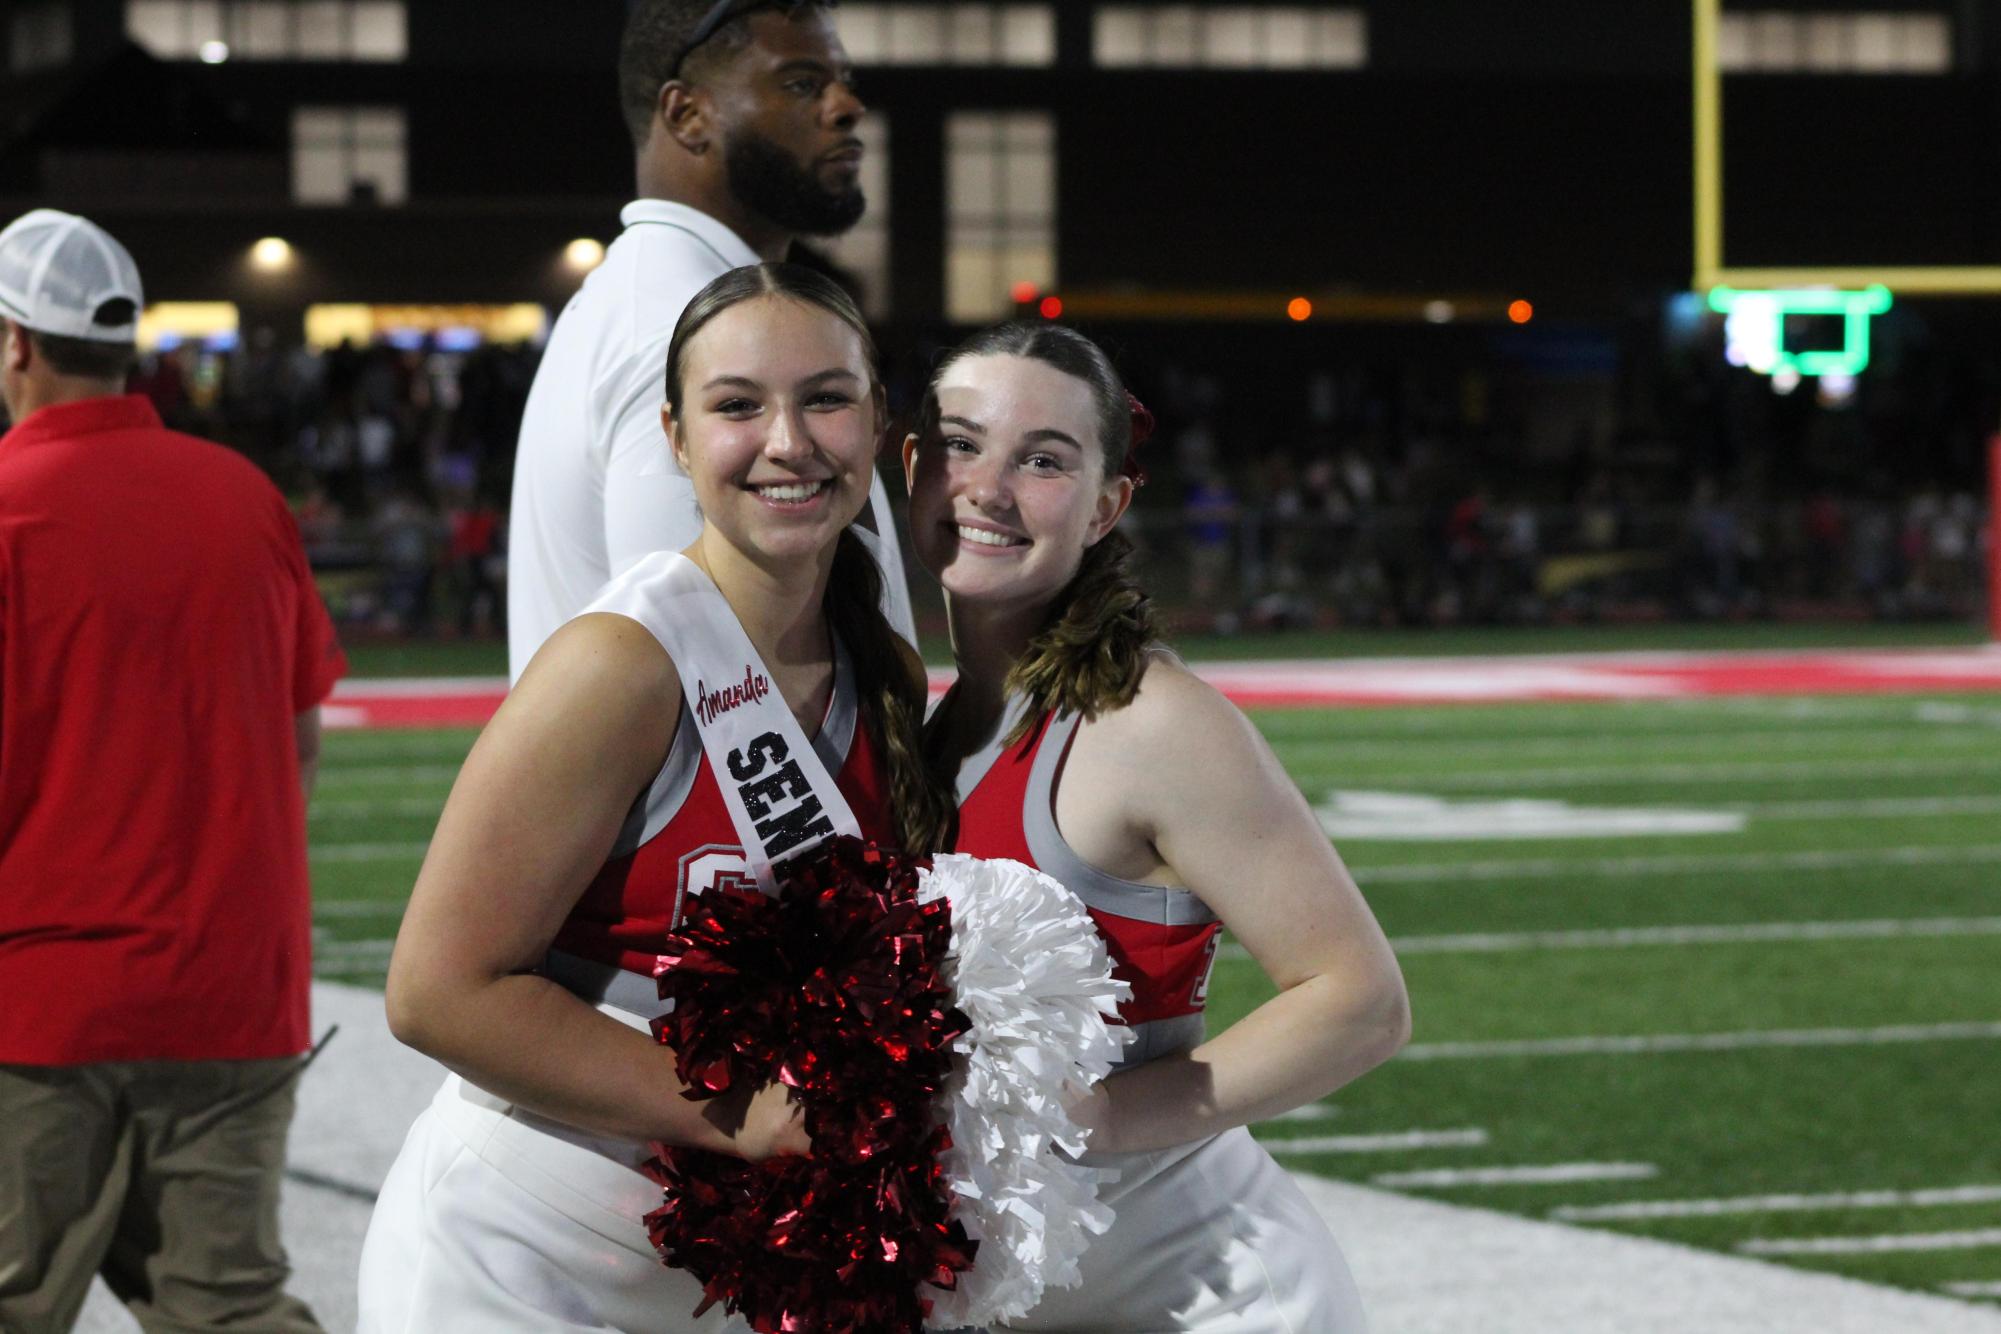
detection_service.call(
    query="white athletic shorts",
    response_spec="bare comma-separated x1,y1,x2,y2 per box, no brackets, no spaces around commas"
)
356,1069,745,1333
996,1128,1368,1334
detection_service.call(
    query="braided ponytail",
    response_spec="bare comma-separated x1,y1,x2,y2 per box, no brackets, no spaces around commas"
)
825,528,956,853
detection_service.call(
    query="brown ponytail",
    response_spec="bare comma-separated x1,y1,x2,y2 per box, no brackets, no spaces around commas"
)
825,528,956,853
1002,529,1157,745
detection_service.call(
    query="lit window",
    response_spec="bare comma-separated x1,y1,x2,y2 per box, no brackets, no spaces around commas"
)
350,1,404,59
947,5,995,63
125,0,405,62
1747,12,1798,69
999,5,1056,64
818,115,893,320
837,4,1054,66
946,112,1056,324
1801,15,1846,71
292,106,407,205
1312,10,1366,66
1717,11,1951,74
10,3,73,72
1263,9,1312,69
1208,10,1260,67
1095,8,1145,66
1152,5,1198,64
1900,14,1951,71
233,0,291,58
297,1,346,57
886,6,943,62
1092,6,1366,69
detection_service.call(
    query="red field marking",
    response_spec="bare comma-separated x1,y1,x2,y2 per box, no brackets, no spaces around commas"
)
324,648,2001,730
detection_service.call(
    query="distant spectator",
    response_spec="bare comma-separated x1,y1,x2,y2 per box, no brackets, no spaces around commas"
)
374,490,441,634
445,490,505,637
1184,467,1241,624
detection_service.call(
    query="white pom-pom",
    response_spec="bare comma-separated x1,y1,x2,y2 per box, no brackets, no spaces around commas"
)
916,854,1132,1329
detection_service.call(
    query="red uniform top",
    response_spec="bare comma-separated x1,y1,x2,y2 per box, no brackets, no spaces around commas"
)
552,643,894,979
0,395,346,1065
951,702,1222,1054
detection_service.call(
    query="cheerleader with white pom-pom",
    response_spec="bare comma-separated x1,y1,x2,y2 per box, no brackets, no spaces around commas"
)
903,323,1411,1333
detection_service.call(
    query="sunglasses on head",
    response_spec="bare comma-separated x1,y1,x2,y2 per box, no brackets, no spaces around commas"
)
672,0,836,77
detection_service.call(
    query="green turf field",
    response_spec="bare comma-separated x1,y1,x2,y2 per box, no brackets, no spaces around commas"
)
307,689,2001,1303
339,618,1986,677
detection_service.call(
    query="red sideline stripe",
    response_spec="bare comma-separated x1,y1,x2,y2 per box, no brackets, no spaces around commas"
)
325,648,2001,731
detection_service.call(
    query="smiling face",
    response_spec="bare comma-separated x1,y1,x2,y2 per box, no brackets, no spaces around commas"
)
666,292,879,565
904,352,1133,613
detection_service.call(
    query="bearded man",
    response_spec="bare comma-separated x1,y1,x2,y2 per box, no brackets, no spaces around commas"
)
507,0,913,679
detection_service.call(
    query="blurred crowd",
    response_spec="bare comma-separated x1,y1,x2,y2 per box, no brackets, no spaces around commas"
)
1143,353,1993,634
119,332,1994,639
135,334,528,636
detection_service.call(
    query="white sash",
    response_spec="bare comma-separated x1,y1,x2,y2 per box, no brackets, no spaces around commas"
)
585,552,861,891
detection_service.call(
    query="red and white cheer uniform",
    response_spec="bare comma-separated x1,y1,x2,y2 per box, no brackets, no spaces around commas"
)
359,553,891,1333
948,689,1368,1334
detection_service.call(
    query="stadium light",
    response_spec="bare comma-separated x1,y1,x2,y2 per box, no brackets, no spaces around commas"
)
1011,281,1040,305
564,238,606,271
1038,295,1063,320
250,237,294,272
1508,300,1534,325
199,40,230,63
1706,285,1892,377
1287,297,1313,322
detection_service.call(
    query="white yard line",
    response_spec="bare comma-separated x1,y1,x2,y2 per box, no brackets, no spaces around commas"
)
1360,843,2001,885
1554,1185,2001,1222
330,675,507,697
1214,916,2001,964
1343,756,2001,790
1739,1228,2001,1257
1269,1101,1341,1123
310,799,450,818
313,765,462,786
1914,703,2001,729
1946,1283,2001,1299
311,900,407,918
1262,1128,1489,1154
320,740,476,760
1740,795,2001,820
1401,1021,2001,1062
1376,1163,1659,1189
310,842,431,863
1282,727,1988,762
1385,917,2001,955
314,942,396,965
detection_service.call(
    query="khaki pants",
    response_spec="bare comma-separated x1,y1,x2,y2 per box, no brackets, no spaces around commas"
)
0,1057,322,1334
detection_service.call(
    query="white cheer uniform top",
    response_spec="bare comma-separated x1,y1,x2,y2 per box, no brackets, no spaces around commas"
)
506,199,915,681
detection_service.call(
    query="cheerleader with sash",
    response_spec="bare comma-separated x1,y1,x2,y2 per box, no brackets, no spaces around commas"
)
903,324,1410,1333
357,264,948,1331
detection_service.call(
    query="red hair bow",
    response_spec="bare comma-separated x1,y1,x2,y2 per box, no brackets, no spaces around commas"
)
1122,392,1154,488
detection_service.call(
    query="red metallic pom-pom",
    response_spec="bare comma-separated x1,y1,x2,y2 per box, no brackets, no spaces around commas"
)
644,838,977,1333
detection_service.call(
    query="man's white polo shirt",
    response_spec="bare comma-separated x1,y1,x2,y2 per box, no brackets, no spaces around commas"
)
507,199,914,680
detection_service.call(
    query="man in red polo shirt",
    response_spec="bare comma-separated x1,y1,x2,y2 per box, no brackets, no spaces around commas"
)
0,210,343,1333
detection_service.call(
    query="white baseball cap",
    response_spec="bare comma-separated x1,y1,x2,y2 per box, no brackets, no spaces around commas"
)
0,209,144,344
